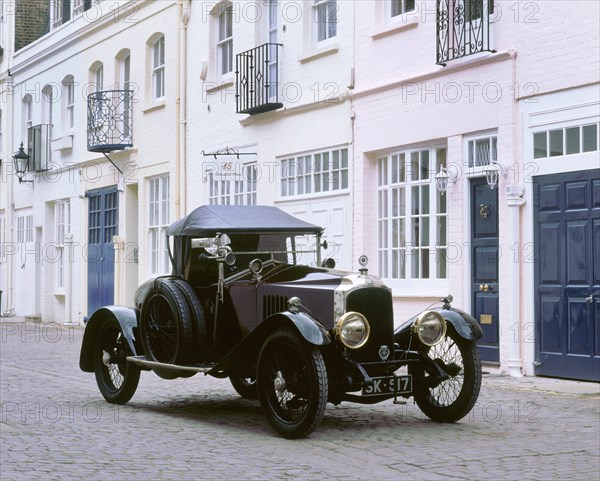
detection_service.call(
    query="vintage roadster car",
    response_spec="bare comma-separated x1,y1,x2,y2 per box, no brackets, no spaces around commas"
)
80,205,483,438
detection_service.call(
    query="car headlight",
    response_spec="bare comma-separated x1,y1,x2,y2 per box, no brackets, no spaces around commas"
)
412,311,447,346
335,312,370,349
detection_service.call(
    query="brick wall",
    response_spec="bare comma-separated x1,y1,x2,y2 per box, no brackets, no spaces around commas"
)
15,0,49,51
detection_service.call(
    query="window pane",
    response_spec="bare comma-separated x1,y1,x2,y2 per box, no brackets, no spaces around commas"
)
533,132,547,159
549,130,563,157
398,153,405,182
565,127,580,155
438,216,447,246
420,150,429,179
437,248,447,278
422,185,430,215
410,152,419,180
583,124,598,152
411,186,420,215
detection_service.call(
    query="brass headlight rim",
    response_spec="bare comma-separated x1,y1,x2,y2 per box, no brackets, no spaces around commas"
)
412,310,447,347
335,311,371,349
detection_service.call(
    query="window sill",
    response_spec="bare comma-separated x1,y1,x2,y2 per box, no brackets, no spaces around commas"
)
52,133,74,152
371,16,419,40
54,291,66,297
142,101,166,114
299,43,339,64
205,77,234,94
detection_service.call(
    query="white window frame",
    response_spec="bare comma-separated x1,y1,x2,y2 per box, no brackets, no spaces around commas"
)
312,0,337,43
148,175,170,276
533,122,599,159
280,147,349,199
465,133,498,175
64,78,75,132
152,37,165,100
0,214,6,264
377,146,449,294
208,162,258,206
94,64,103,93
0,109,3,161
23,96,32,141
55,201,70,292
216,4,233,76
121,54,132,139
16,214,33,244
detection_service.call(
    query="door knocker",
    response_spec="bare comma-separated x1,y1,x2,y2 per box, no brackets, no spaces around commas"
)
480,204,491,219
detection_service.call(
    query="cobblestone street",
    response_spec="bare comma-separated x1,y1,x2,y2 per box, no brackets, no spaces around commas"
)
1,318,599,481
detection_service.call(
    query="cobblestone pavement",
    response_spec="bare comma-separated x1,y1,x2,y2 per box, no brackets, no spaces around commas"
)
1,318,599,481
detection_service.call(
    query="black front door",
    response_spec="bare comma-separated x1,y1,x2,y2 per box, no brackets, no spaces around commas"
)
471,178,500,362
534,170,600,381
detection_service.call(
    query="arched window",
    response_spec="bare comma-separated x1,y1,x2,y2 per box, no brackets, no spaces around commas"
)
216,3,233,76
152,36,165,100
22,94,33,140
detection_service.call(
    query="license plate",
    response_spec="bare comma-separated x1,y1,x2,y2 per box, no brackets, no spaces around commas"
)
361,375,412,396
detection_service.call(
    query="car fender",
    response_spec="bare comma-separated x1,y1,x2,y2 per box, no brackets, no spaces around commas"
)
208,311,331,378
79,306,141,373
394,307,482,344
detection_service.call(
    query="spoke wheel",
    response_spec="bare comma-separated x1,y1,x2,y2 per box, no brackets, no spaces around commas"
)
411,326,481,422
257,329,327,439
94,319,140,404
229,373,258,400
140,278,193,366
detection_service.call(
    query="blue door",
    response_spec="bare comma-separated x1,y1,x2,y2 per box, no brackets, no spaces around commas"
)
87,187,119,317
534,170,600,381
471,178,500,362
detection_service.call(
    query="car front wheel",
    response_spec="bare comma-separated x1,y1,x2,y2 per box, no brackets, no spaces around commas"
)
410,326,482,422
257,329,328,439
94,319,141,404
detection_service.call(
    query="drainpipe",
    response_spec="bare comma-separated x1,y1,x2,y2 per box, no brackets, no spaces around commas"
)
506,185,525,377
176,0,190,218
5,75,15,315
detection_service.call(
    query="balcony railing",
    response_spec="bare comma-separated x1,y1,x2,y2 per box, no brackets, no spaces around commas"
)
236,43,283,115
27,124,52,172
436,0,495,65
87,90,133,153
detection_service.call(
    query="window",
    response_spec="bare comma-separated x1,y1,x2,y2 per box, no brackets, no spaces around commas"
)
390,0,415,17
55,201,70,290
377,147,447,281
465,0,494,24
217,4,233,76
22,95,32,140
209,163,258,206
148,176,170,275
313,0,337,42
94,64,103,93
63,77,75,131
16,214,33,244
152,36,165,100
467,135,497,167
533,123,599,159
281,148,348,198
121,53,132,138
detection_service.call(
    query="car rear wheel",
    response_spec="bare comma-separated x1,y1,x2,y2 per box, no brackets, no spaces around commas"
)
140,278,194,366
410,326,482,422
257,329,328,439
94,319,140,404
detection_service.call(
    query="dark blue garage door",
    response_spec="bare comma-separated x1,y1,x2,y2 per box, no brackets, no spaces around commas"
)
534,170,600,382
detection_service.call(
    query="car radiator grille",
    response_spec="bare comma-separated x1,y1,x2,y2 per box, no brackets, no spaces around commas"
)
345,287,394,363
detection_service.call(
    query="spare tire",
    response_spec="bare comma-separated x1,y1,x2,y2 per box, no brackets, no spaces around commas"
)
170,277,208,363
140,278,194,366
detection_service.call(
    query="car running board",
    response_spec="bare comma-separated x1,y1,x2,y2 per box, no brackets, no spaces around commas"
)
126,356,216,373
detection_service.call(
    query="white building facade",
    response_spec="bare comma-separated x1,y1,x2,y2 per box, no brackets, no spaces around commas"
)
1,0,598,381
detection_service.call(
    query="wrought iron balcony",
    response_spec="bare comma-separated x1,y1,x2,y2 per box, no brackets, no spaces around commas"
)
436,0,496,65
27,124,52,172
87,90,133,153
236,43,283,115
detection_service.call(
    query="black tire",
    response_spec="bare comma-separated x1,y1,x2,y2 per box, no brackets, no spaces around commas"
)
170,278,208,363
410,326,482,422
140,278,194,366
257,329,328,439
229,373,258,400
94,319,141,404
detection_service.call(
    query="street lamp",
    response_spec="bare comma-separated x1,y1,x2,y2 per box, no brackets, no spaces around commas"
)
13,142,33,184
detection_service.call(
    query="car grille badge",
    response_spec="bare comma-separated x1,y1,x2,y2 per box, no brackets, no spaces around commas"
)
378,345,390,361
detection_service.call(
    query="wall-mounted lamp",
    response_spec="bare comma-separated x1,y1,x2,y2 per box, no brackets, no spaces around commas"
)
435,165,458,194
13,142,33,184
485,160,507,190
